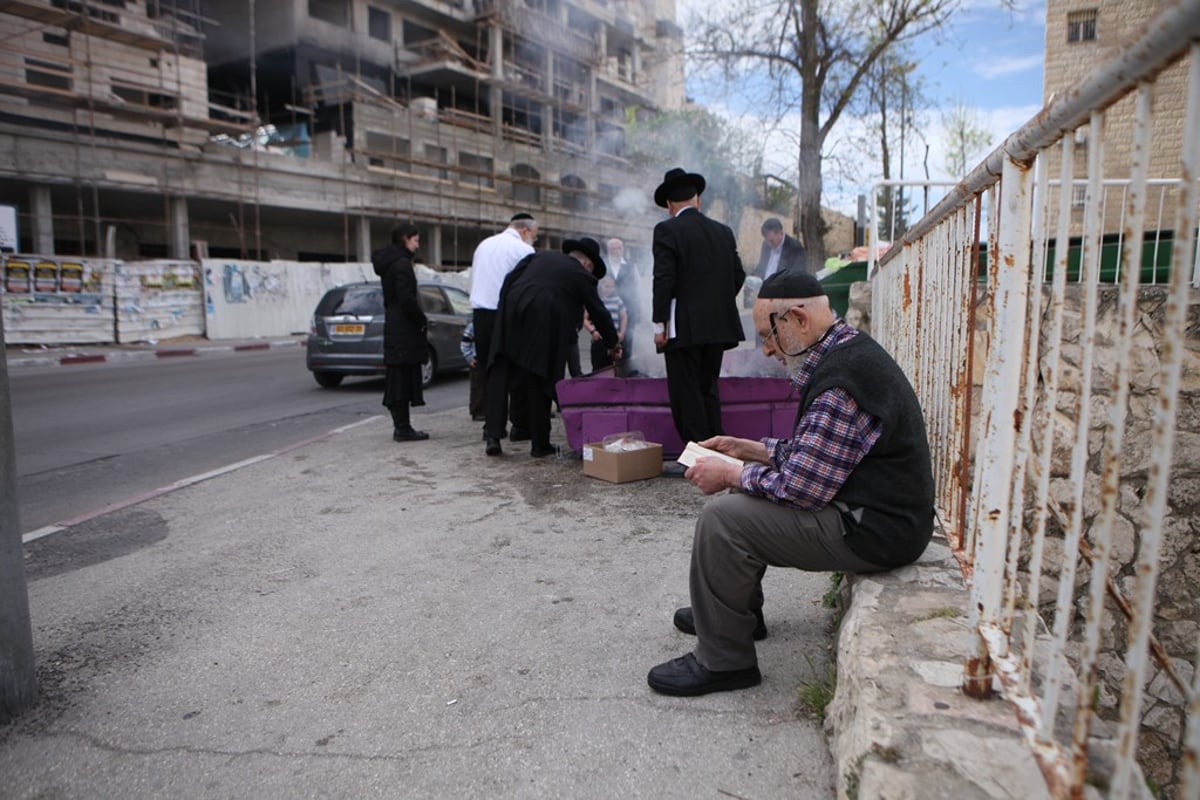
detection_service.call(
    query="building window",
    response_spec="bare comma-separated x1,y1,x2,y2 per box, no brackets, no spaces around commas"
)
459,153,495,189
308,0,349,27
111,82,178,110
403,19,438,45
25,58,72,91
420,144,449,180
512,164,541,204
561,175,589,211
50,0,119,23
42,30,69,47
368,6,391,41
1067,9,1097,43
365,132,410,171
1071,184,1087,209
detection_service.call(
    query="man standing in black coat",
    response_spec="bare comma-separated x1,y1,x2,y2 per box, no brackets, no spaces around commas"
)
373,224,430,442
651,168,746,445
485,237,621,457
754,217,807,279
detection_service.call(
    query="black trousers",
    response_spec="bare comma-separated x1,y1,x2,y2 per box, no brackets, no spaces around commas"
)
664,343,726,444
473,308,497,412
475,309,523,435
483,354,529,440
512,365,553,452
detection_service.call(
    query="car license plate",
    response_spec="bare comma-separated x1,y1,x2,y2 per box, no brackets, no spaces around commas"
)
331,323,365,335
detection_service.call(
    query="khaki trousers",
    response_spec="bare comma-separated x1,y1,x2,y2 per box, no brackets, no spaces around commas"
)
689,492,882,671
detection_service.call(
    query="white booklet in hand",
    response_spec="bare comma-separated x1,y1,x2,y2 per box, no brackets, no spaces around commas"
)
677,441,744,469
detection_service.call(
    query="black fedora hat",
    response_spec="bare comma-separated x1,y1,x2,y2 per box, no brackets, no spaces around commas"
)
561,237,607,280
653,167,706,208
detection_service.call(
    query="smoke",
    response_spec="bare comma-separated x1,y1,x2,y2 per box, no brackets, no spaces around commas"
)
611,187,650,217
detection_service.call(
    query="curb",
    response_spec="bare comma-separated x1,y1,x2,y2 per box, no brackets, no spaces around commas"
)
825,538,1052,799
6,338,302,369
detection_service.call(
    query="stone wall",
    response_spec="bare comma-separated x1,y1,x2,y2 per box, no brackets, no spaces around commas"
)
1035,284,1198,796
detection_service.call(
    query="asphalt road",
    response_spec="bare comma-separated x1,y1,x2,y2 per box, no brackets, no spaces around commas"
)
8,349,472,534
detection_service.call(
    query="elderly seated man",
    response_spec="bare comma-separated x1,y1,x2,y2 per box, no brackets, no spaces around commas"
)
647,270,935,697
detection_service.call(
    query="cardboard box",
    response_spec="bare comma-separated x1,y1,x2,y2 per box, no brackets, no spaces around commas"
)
581,441,663,484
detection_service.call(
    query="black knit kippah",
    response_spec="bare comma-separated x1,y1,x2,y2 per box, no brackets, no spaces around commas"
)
758,270,826,299
510,212,534,222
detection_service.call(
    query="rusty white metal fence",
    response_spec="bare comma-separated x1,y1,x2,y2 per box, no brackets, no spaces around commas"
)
868,2,1200,797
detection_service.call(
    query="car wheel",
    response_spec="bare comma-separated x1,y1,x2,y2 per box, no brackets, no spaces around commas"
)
313,371,344,388
421,348,437,389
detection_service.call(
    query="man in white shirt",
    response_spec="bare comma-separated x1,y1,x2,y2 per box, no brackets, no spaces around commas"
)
470,212,537,441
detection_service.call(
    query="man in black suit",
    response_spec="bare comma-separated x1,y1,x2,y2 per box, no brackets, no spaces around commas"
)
651,168,746,445
485,237,621,457
754,217,807,280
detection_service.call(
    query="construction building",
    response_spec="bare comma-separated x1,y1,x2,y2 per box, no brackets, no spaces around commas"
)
0,0,686,267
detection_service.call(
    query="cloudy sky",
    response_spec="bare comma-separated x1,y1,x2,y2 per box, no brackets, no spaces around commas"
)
682,0,1049,216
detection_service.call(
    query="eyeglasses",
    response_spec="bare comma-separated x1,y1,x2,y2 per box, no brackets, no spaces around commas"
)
766,311,784,343
765,304,807,343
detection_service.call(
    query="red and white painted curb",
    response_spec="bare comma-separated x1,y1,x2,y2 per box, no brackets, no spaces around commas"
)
6,338,302,368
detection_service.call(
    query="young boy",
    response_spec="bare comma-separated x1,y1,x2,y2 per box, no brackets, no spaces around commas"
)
583,276,627,373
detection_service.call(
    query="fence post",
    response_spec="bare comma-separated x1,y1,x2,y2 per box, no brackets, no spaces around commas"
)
962,155,1035,699
0,309,37,723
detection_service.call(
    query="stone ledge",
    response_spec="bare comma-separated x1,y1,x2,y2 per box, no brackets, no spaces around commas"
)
824,538,1053,800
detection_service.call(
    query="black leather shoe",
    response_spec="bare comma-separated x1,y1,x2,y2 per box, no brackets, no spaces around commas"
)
530,445,556,458
673,606,768,641
509,427,531,442
485,437,502,456
393,428,430,442
647,653,761,696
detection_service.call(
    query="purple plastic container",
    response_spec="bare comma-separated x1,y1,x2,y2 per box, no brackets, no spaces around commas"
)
555,375,799,459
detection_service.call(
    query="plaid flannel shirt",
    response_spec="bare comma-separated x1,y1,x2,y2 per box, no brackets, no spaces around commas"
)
740,319,882,509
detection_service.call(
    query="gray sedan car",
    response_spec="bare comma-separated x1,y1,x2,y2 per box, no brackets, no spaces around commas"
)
306,280,471,389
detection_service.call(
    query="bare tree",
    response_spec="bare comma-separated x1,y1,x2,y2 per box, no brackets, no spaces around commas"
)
687,0,961,264
941,101,994,178
848,49,927,242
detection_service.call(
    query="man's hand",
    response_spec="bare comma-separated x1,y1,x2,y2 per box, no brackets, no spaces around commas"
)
609,344,624,362
653,331,667,350
685,457,741,495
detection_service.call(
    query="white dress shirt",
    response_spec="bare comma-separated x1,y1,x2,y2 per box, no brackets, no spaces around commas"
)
468,228,534,310
764,244,783,279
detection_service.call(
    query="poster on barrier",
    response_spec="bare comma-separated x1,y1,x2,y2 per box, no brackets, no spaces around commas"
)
59,262,83,292
34,261,58,292
5,258,30,292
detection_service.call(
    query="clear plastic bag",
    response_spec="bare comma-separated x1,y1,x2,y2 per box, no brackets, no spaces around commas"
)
601,431,651,452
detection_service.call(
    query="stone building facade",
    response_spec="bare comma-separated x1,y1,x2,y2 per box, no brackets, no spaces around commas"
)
1041,1,1191,239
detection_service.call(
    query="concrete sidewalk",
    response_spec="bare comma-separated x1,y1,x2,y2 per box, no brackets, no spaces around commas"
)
1,403,1046,798
1,408,839,798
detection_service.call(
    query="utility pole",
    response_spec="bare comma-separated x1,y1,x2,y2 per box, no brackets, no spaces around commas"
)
0,313,36,723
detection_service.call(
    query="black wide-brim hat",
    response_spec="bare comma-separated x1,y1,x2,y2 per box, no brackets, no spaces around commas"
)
653,167,706,208
561,237,607,280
